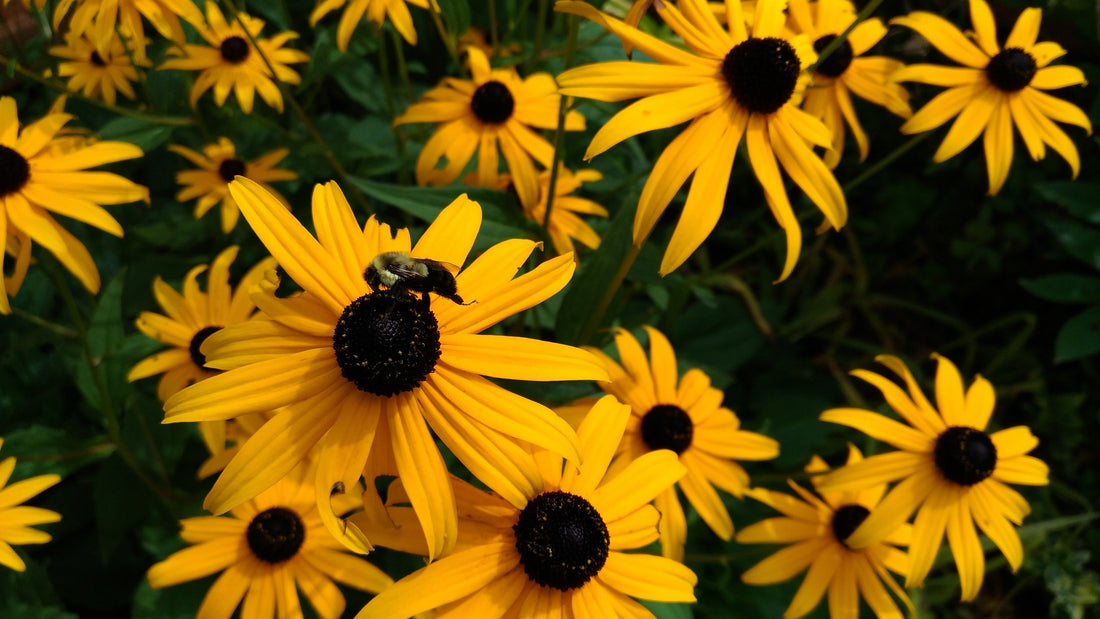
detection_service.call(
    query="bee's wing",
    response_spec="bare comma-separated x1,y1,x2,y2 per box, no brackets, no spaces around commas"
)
421,259,462,276
388,263,428,279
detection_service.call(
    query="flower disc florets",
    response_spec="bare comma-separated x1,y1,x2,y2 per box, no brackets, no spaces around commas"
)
219,36,250,64
986,48,1037,92
470,80,515,124
0,145,30,197
934,426,997,486
513,490,610,591
830,504,871,548
812,35,854,78
721,37,801,114
246,506,305,564
217,158,247,182
332,289,442,397
641,404,694,454
189,325,223,368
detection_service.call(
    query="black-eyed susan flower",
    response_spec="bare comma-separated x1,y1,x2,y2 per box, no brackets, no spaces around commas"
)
128,245,276,402
556,0,846,280
309,0,429,50
356,395,697,618
815,354,1049,601
163,179,609,561
49,29,151,107
789,0,911,169
394,47,586,209
168,137,297,233
51,0,202,60
737,446,914,619
0,438,61,572
159,1,309,114
0,96,147,314
147,465,392,618
580,327,779,561
891,0,1091,195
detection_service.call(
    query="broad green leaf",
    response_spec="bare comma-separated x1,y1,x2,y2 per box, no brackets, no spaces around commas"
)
1039,212,1100,271
1055,304,1100,363
1035,181,1100,225
98,116,174,151
436,0,471,43
1020,273,1100,304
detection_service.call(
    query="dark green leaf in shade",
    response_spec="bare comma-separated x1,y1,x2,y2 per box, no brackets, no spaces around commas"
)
73,271,131,414
1034,181,1100,224
0,426,111,479
94,455,153,562
555,196,636,345
1054,304,1100,363
1039,212,1100,271
1020,273,1100,304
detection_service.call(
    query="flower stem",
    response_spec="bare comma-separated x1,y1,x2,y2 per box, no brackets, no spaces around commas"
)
542,15,579,230
526,0,550,73
577,244,642,345
844,131,932,193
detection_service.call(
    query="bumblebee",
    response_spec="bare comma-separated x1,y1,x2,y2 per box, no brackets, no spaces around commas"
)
365,251,467,305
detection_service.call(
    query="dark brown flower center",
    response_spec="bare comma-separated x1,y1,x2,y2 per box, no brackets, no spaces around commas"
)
470,80,515,124
189,325,223,368
246,506,305,564
220,36,250,64
513,490,610,591
217,158,247,183
90,51,107,67
934,426,997,486
332,290,442,396
831,504,870,548
986,48,1037,92
0,144,31,197
641,404,694,454
812,34,853,78
721,37,801,114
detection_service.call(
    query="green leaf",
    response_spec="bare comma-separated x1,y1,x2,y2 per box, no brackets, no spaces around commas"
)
554,196,636,345
436,0,471,42
73,271,130,414
97,116,174,151
0,426,111,479
1055,304,1100,363
348,177,531,250
94,455,152,562
1020,273,1100,304
1034,181,1100,225
1039,212,1100,271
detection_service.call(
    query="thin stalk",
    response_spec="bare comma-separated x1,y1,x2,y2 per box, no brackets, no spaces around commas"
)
526,0,549,73
577,244,642,345
843,131,932,193
11,308,78,338
429,6,461,71
489,0,500,50
220,0,373,214
0,53,194,125
541,15,579,229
